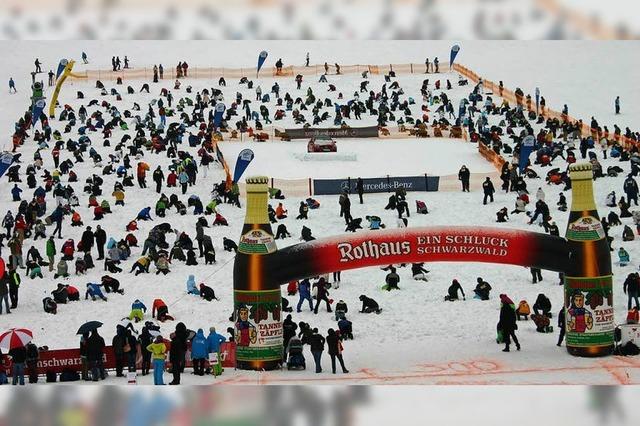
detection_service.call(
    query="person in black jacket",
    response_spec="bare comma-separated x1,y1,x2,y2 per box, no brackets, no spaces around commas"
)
445,279,466,301
25,342,39,383
557,307,566,347
384,268,400,290
282,315,298,360
482,177,495,205
94,225,107,260
223,237,238,252
153,166,164,194
533,293,552,317
473,277,492,300
138,325,153,375
624,272,640,310
81,226,95,254
530,267,543,283
313,278,332,314
169,322,188,385
112,326,127,377
199,283,219,301
308,328,325,373
8,345,27,385
498,294,520,352
458,165,470,192
326,328,349,374
359,295,381,314
51,283,69,304
296,201,309,220
87,330,106,381
356,177,364,204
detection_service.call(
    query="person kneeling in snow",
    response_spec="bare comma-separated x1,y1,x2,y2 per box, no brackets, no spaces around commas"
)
102,276,124,294
223,237,238,252
359,295,381,314
213,213,228,226
200,283,219,301
86,283,108,301
152,298,174,322
186,275,199,295
618,247,630,266
130,256,151,275
129,299,147,322
42,297,57,314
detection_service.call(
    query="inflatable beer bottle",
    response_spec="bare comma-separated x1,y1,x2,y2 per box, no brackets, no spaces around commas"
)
564,163,614,357
233,176,283,370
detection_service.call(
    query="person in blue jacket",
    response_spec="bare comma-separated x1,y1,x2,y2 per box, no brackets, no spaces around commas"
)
207,327,226,376
86,283,108,301
129,299,147,321
190,328,208,376
296,278,313,313
186,275,199,295
137,207,153,221
11,184,22,201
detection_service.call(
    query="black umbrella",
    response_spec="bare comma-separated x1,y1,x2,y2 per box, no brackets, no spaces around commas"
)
77,321,103,335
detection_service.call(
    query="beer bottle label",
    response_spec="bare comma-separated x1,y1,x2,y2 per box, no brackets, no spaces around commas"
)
234,290,283,362
238,229,277,254
564,276,614,348
566,216,606,241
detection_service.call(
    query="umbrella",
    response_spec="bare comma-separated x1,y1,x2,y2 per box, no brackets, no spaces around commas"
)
77,321,103,335
0,328,33,350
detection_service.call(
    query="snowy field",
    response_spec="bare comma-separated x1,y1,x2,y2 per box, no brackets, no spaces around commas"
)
0,41,639,385
221,138,493,179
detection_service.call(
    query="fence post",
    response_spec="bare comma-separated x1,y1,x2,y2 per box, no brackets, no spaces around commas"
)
386,175,390,192
410,63,413,74
308,178,312,196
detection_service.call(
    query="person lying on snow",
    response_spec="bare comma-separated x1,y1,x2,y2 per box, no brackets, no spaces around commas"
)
411,263,429,282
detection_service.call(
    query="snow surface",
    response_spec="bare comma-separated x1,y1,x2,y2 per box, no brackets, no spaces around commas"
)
0,41,639,385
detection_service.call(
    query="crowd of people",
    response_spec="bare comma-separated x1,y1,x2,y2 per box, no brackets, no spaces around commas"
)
2,50,640,384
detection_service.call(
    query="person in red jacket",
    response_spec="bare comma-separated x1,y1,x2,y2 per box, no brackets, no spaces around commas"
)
66,285,80,301
167,171,177,187
287,280,298,296
62,239,75,260
152,299,174,322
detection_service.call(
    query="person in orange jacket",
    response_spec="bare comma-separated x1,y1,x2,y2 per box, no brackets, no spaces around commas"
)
137,162,149,188
275,203,288,219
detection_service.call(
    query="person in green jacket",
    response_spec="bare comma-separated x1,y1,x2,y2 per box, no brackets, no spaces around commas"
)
46,236,56,272
146,336,167,385
230,181,241,208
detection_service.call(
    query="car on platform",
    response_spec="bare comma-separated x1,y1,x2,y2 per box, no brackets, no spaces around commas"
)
307,136,337,153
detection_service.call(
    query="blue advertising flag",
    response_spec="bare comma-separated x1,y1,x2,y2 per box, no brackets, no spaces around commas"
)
449,45,461,68
213,103,226,128
0,152,14,179
257,51,268,76
233,149,255,183
31,98,46,128
55,59,68,80
519,135,536,173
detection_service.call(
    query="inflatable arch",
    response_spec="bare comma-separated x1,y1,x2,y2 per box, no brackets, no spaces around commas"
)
233,164,613,370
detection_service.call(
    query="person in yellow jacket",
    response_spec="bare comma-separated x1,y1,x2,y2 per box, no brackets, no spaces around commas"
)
112,189,125,206
146,336,167,385
130,256,150,276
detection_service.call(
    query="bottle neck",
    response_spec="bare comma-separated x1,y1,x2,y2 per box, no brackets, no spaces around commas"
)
245,189,269,225
570,178,596,212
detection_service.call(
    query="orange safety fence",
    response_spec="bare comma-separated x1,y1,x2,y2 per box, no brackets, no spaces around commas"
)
452,63,640,152
70,62,451,83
